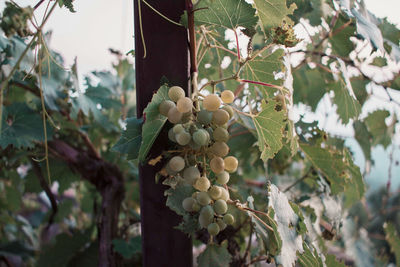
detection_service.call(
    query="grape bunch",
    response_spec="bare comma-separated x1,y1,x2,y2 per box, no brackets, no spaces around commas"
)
158,86,238,237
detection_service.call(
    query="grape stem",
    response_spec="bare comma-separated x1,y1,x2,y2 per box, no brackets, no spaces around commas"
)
234,28,241,61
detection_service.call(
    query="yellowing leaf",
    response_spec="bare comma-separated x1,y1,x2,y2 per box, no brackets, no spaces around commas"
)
253,0,297,33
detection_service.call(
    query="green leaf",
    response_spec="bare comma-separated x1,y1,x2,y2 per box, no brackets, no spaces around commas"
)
192,0,258,30
378,18,400,44
364,110,392,148
58,0,76,12
325,254,347,267
138,84,169,162
112,117,143,160
330,14,355,57
384,222,400,265
293,66,329,111
0,103,53,149
67,241,98,267
112,237,141,259
252,99,287,161
350,77,369,105
353,121,372,161
297,243,324,267
253,0,297,34
371,56,387,67
165,185,194,216
197,244,231,267
241,48,285,96
5,185,21,211
300,143,347,194
331,81,361,124
343,149,365,208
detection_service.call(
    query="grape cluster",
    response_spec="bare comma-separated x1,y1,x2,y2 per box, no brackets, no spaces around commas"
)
159,86,238,236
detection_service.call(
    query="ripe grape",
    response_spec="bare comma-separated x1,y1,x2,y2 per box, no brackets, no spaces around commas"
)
182,197,196,212
224,156,238,173
168,128,177,142
167,107,183,124
183,166,200,185
223,214,234,225
197,191,211,206
212,109,229,126
199,205,214,228
194,176,211,192
192,202,201,212
210,157,225,174
213,127,229,142
216,171,230,184
221,90,234,104
159,100,175,116
203,94,221,111
166,163,178,176
168,86,185,102
177,97,193,113
213,199,228,215
216,219,227,231
222,105,234,119
197,109,212,125
193,129,209,146
219,187,229,201
169,156,185,172
211,142,229,157
208,186,222,200
207,222,220,236
173,124,185,134
176,131,191,146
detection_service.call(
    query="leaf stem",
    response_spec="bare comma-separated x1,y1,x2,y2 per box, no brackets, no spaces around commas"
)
141,0,183,27
234,28,241,61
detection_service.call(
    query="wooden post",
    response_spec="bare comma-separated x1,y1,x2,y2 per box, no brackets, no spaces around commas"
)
133,1,193,266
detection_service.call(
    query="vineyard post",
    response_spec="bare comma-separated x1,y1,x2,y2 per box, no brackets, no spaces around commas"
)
133,0,193,266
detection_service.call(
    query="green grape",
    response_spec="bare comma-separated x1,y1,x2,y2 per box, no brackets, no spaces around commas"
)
159,100,175,116
199,205,214,228
194,176,211,192
193,129,209,146
173,124,185,134
211,142,229,157
223,213,234,225
221,90,235,104
197,109,212,125
208,186,222,200
177,97,193,113
167,106,183,124
216,171,230,184
183,166,200,185
203,94,221,111
213,127,229,142
165,163,178,176
212,109,230,126
219,187,229,201
168,86,185,102
207,222,220,236
216,219,227,231
169,156,185,172
176,131,191,146
182,197,196,212
210,157,225,174
168,128,177,142
222,105,234,119
213,199,228,215
192,202,201,212
224,156,238,173
197,191,211,206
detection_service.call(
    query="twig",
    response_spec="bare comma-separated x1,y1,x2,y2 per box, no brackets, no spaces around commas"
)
34,0,46,10
283,168,313,192
186,0,197,74
234,29,241,61
141,0,183,27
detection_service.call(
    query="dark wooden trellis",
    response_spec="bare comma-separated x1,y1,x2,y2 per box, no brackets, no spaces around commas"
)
133,1,193,266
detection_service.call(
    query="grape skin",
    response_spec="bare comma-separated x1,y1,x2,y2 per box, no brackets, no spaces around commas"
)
211,142,229,157
168,86,185,102
216,171,230,184
194,176,211,192
203,94,221,111
182,197,196,212
210,157,225,174
224,156,238,173
223,214,234,225
222,105,234,119
213,199,228,215
177,97,193,113
216,219,227,231
207,222,220,236
183,166,200,185
168,128,177,142
173,124,185,134
197,191,212,206
221,90,235,104
193,129,209,146
212,109,230,126
199,205,214,228
197,109,212,125
167,106,183,124
169,156,185,172
213,127,229,142
159,100,175,116
219,187,229,201
208,186,222,200
176,131,191,146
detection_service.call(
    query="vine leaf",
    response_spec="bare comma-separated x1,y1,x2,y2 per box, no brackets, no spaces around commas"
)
297,243,323,267
197,244,231,267
353,120,372,161
324,254,347,267
364,110,392,148
343,149,365,208
331,81,361,124
112,117,143,160
253,0,297,34
112,237,141,259
241,48,285,96
384,222,400,265
165,185,194,216
189,0,258,31
138,84,169,162
330,14,355,57
0,103,53,149
252,99,287,161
